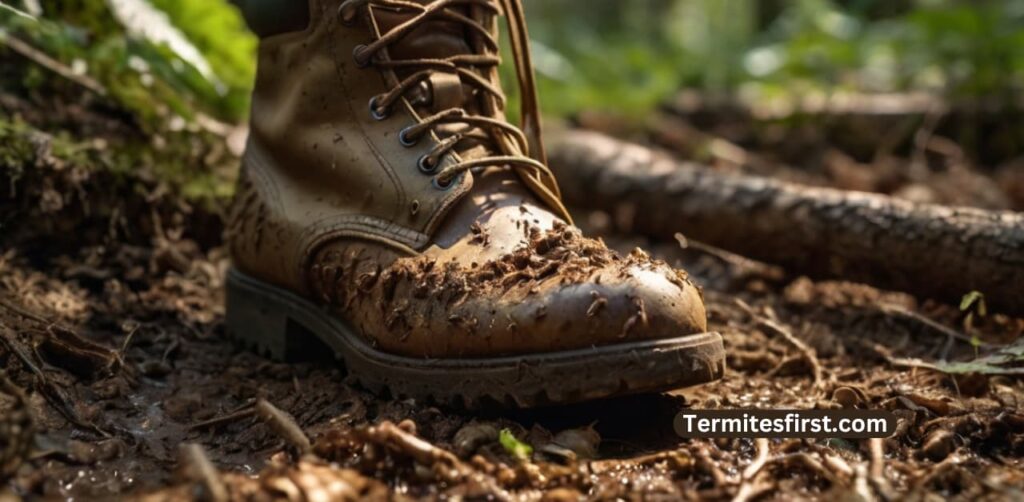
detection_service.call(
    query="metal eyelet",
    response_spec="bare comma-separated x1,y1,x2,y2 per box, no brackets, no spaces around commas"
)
432,174,458,191
352,44,371,68
368,96,389,120
417,154,438,174
398,126,419,147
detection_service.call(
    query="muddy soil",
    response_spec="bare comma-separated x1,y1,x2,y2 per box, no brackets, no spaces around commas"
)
2,109,1024,500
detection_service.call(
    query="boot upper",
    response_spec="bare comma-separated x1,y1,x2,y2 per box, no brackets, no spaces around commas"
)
228,0,707,358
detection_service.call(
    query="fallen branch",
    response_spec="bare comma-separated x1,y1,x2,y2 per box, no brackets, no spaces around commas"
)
549,131,1024,314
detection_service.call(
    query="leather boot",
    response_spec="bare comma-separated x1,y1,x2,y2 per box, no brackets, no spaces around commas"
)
225,0,725,407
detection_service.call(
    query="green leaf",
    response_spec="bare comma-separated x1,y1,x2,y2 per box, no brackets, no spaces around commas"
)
498,429,532,460
106,0,216,82
960,291,982,312
889,338,1024,376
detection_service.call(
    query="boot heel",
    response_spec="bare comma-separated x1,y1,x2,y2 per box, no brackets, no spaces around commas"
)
225,269,294,360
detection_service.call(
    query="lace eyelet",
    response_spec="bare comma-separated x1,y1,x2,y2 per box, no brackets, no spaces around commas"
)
417,155,438,174
352,44,371,68
368,96,389,120
398,126,420,147
432,174,458,191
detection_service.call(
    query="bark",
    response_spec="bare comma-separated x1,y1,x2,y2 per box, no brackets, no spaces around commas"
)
548,130,1024,314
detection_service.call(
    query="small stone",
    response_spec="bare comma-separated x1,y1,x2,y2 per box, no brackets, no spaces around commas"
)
552,425,600,460
453,423,498,457
832,387,863,408
922,429,955,462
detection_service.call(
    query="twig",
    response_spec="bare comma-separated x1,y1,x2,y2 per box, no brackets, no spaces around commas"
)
0,35,107,96
0,322,109,437
735,300,824,389
188,406,256,431
675,233,784,280
117,324,139,356
813,446,854,479
776,452,839,485
2,297,120,376
255,399,311,455
760,319,824,389
868,438,894,500
177,443,228,502
852,464,877,502
733,438,770,502
0,297,58,327
0,370,34,478
692,444,729,488
355,421,466,476
0,323,43,376
732,474,772,502
589,449,692,471
742,438,770,480
354,421,513,501
879,304,997,349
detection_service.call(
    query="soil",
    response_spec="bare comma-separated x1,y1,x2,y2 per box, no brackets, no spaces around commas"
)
2,97,1024,501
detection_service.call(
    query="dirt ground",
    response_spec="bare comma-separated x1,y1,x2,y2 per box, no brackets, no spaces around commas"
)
2,99,1024,501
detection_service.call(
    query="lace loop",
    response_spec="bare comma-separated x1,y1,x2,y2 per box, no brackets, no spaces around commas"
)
339,0,562,196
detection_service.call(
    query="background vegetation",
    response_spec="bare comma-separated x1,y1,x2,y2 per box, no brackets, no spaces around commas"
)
4,0,1021,126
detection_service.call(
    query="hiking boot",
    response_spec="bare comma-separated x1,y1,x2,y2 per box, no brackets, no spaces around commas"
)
225,0,725,407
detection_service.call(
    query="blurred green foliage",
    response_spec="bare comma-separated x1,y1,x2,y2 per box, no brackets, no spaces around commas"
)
146,0,256,118
0,0,248,203
522,0,1024,119
2,0,1021,127
2,0,255,127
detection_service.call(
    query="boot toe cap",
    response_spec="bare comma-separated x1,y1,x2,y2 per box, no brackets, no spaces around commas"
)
496,262,707,355
384,260,707,358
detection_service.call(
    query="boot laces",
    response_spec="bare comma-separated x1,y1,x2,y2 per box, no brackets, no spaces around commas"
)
338,0,562,195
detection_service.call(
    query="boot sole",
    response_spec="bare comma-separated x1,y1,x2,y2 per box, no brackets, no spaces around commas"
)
225,267,725,409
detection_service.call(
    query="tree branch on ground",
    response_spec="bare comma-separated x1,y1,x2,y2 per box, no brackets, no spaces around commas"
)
549,130,1024,314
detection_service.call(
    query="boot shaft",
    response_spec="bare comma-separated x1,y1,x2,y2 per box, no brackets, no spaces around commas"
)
230,0,566,293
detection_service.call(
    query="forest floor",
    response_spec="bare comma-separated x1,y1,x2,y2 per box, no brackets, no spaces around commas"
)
2,89,1024,501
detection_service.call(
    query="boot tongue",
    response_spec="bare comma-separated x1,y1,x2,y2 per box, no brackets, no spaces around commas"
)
372,2,474,61
370,2,564,247
371,2,495,160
